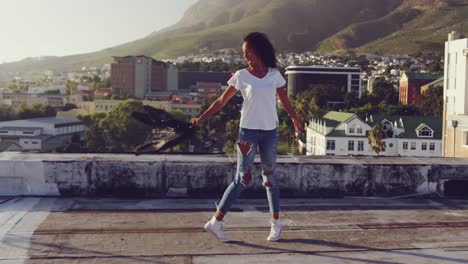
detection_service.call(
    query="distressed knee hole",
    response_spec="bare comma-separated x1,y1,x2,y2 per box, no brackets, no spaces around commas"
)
237,141,253,157
240,168,252,186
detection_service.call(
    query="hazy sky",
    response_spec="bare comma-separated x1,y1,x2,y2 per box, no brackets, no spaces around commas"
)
0,0,197,64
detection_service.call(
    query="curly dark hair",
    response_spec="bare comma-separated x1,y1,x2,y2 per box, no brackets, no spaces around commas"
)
243,32,277,68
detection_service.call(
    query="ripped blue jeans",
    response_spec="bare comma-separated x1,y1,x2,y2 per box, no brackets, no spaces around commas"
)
217,128,280,215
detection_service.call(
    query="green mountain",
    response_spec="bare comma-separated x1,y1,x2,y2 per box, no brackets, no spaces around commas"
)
1,0,467,73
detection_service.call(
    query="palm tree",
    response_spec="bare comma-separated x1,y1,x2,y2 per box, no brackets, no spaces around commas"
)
368,125,386,156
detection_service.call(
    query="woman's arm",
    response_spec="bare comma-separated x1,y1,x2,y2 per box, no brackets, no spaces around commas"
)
276,86,303,133
190,85,238,127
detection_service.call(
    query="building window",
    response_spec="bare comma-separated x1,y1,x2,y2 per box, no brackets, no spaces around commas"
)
0,131,8,134
357,128,363,134
326,140,335,151
22,131,34,135
410,142,416,150
418,127,433,137
403,142,408,150
348,140,354,151
349,128,355,134
422,143,427,151
358,141,364,151
464,131,468,146
382,121,392,131
430,143,435,151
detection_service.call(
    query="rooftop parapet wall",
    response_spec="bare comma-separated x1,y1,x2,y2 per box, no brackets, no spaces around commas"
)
0,152,467,198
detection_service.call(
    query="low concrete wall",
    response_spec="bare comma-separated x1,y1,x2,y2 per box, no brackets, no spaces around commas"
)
1,152,468,198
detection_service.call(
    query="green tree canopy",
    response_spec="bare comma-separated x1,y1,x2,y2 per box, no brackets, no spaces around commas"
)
78,100,151,152
99,99,152,152
416,85,443,116
18,103,56,119
292,89,326,124
65,80,78,95
0,104,16,121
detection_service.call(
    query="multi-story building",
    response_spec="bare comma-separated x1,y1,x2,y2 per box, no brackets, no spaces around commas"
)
111,56,168,99
0,93,66,109
0,117,86,152
178,71,229,91
304,111,442,157
285,66,362,99
195,82,222,102
442,32,468,157
399,72,441,105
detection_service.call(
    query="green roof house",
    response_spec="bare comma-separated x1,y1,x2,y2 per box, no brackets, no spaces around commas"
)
304,111,442,157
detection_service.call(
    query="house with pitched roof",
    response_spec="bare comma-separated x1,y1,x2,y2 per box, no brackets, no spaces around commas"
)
304,111,442,157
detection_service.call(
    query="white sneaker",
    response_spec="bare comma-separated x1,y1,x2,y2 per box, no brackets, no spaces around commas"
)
204,217,230,242
267,219,282,241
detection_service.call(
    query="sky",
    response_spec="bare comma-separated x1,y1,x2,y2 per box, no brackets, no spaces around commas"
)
0,0,198,64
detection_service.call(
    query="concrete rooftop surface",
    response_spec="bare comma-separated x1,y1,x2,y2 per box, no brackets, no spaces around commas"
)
1,197,468,263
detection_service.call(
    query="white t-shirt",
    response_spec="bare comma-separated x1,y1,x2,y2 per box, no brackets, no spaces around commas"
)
227,68,286,130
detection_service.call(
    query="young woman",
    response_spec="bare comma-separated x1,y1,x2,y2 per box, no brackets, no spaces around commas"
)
190,32,302,242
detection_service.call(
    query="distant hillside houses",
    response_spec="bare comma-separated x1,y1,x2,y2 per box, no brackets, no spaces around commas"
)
303,111,442,157
0,117,86,152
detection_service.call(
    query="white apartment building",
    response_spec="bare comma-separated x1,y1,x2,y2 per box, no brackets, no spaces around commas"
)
0,117,86,152
442,31,468,157
304,111,442,157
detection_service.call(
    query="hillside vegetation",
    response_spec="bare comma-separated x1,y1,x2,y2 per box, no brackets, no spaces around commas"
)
0,0,467,73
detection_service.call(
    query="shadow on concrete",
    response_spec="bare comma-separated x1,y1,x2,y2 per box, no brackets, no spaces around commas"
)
230,239,468,264
3,234,170,264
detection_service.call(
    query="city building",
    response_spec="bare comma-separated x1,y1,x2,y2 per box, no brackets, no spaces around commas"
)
303,111,442,157
111,56,168,99
0,93,66,110
285,66,362,100
94,88,112,97
399,72,441,105
178,71,229,91
0,117,86,152
75,99,201,118
442,32,468,157
167,64,179,91
195,82,222,102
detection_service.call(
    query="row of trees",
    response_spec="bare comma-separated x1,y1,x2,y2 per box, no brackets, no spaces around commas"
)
0,103,58,121
65,76,111,96
77,100,191,153
176,59,245,72
78,100,152,152
293,77,443,125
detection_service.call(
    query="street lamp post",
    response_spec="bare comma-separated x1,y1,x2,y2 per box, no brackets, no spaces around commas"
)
452,120,458,157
